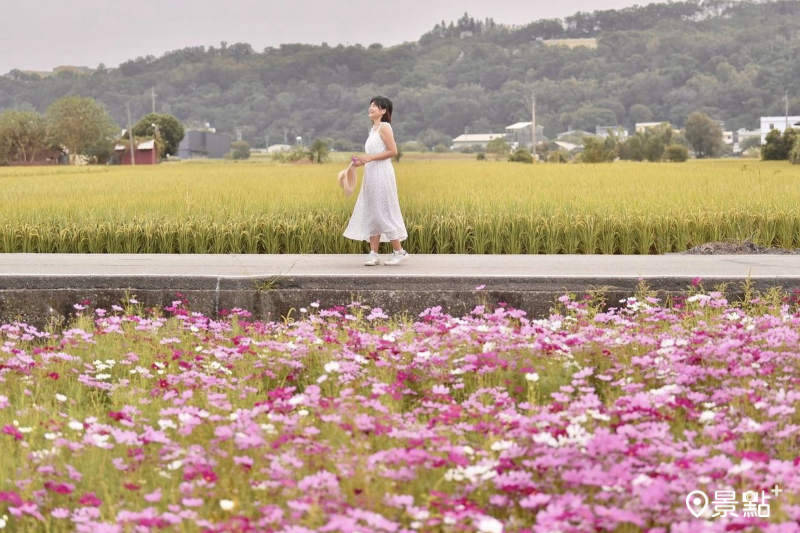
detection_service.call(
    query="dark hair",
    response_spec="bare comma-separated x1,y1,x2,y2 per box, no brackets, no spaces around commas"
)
370,96,393,123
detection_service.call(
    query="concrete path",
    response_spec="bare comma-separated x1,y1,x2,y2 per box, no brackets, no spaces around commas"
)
1,253,799,279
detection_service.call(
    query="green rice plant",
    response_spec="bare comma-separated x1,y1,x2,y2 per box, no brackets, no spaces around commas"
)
576,214,598,254
539,215,562,254
617,214,636,255
562,215,580,254
653,215,673,254
505,215,525,254
524,217,546,255
449,214,472,254
635,215,656,255
433,215,452,254
756,213,778,248
470,216,493,255
775,212,796,249
598,216,617,255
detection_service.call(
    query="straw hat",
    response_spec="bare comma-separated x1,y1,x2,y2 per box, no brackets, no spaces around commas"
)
338,162,357,196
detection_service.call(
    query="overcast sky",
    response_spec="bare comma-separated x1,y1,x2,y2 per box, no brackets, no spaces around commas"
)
1,0,649,74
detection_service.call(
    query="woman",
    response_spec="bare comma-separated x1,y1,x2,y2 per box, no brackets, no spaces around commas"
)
343,96,409,266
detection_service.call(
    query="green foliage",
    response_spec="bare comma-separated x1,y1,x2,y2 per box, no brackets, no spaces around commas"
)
790,136,800,165
0,109,50,164
132,113,185,156
476,152,486,161
629,104,654,125
419,129,452,151
664,144,689,162
486,138,511,160
230,141,251,160
45,96,118,164
508,147,533,163
581,136,615,163
270,145,308,163
619,125,673,162
307,139,330,163
739,135,761,152
333,138,357,151
684,111,724,158
547,151,568,163
761,129,789,160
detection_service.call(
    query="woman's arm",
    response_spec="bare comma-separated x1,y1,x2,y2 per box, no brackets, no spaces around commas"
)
356,126,398,165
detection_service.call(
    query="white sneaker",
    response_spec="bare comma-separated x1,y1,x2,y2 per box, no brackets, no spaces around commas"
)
385,250,409,266
364,251,380,266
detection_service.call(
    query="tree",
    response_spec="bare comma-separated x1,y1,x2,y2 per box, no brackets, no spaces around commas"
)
508,147,533,163
307,139,329,163
761,129,788,160
0,109,49,164
684,112,723,158
486,138,511,160
644,134,666,162
45,96,117,164
132,113,185,156
619,134,645,161
629,104,654,125
230,141,251,160
739,135,761,152
790,136,800,165
582,136,615,163
664,144,689,162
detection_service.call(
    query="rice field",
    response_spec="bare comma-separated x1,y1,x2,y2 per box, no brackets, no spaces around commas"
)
0,286,799,532
1,159,798,254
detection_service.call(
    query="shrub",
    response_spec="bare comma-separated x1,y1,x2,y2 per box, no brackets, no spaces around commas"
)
230,141,251,160
791,136,800,165
508,147,533,163
476,152,486,161
664,144,689,162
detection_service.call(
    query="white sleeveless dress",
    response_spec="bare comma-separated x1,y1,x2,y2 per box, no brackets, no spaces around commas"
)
343,122,408,243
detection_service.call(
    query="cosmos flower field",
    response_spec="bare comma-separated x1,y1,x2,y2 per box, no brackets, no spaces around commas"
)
1,285,799,532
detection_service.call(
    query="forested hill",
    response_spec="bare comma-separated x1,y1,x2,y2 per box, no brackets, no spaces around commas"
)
1,0,799,148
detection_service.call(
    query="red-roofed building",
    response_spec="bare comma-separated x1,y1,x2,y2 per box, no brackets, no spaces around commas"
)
114,139,159,165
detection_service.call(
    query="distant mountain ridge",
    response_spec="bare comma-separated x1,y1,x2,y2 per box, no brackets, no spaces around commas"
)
1,0,798,147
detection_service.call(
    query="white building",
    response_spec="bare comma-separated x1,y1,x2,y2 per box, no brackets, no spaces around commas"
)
635,121,671,134
451,133,506,150
760,116,800,144
596,126,629,140
505,122,546,149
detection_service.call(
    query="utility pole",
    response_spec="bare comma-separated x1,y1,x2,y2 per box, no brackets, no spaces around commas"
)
151,87,157,115
126,102,136,166
531,89,537,160
784,89,789,131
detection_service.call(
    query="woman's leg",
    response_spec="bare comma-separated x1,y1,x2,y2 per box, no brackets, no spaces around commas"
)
370,235,380,253
390,239,402,252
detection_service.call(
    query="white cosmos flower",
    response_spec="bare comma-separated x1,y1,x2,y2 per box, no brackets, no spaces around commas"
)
220,500,235,511
477,516,504,533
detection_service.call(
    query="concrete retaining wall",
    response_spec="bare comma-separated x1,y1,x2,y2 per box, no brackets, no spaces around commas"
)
2,274,798,327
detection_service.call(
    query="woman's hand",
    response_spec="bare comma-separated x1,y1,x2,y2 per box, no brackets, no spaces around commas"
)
353,155,371,167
